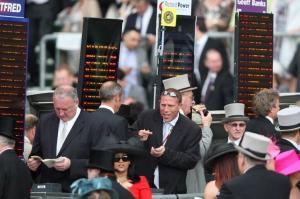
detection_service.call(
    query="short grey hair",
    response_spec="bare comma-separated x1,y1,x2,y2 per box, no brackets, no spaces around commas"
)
99,81,122,102
54,85,78,101
0,135,15,148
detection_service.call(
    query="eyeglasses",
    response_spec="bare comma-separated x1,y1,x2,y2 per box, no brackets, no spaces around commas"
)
229,123,246,128
162,91,177,97
114,155,129,162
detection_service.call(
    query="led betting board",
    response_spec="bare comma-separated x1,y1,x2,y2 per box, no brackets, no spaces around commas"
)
158,15,195,92
0,17,28,157
78,18,122,112
235,12,273,117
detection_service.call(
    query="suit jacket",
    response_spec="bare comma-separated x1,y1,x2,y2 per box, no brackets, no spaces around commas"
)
124,7,156,35
133,110,202,194
277,138,300,153
31,110,96,192
186,126,213,193
200,71,234,110
246,116,280,140
218,165,290,199
90,108,127,144
0,150,32,199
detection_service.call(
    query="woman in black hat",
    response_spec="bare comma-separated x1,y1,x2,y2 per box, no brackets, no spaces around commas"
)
203,143,240,199
106,137,152,199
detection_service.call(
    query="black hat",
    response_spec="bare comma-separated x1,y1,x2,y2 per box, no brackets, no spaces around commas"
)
104,137,146,156
0,117,15,140
205,143,237,172
87,149,114,172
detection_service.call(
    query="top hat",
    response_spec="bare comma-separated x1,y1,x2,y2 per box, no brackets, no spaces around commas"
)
275,106,300,132
205,143,237,172
275,149,300,176
87,149,114,172
104,137,146,156
235,132,271,161
162,74,197,93
0,117,15,140
222,103,249,123
71,177,118,199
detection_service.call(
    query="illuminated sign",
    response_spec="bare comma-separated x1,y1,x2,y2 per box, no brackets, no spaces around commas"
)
235,12,273,116
0,17,28,156
0,0,24,18
78,18,122,112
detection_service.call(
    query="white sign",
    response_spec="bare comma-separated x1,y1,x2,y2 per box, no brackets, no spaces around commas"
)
157,0,192,16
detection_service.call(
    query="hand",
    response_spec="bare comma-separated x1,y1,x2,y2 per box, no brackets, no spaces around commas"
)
200,111,212,128
150,146,165,157
138,129,152,141
54,157,71,171
27,158,41,171
146,34,156,46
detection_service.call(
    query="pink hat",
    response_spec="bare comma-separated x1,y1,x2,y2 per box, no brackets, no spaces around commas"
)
275,150,300,176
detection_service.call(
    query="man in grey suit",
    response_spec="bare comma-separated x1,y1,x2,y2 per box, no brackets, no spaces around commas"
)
27,85,97,192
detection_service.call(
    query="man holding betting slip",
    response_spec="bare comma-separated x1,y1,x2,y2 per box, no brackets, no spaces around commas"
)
132,88,202,194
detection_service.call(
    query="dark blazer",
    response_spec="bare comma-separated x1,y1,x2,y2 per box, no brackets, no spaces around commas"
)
199,71,234,110
30,110,96,192
0,150,32,199
246,116,280,140
218,165,290,199
277,138,300,153
90,108,127,143
133,110,202,194
124,8,156,35
110,178,134,199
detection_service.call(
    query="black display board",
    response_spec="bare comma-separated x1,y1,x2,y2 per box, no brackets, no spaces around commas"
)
235,12,273,117
156,15,195,105
0,17,28,157
78,18,122,112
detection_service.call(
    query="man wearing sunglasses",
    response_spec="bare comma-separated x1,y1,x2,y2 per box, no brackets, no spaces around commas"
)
133,88,202,194
222,103,249,145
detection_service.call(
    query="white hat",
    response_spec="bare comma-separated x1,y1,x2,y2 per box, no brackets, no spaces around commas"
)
275,107,300,132
235,132,271,161
222,103,249,123
162,74,197,93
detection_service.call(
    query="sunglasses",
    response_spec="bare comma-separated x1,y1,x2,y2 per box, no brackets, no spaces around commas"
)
229,123,246,128
114,155,130,162
162,91,177,97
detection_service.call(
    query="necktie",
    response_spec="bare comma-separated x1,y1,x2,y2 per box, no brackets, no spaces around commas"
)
203,76,215,103
56,122,67,155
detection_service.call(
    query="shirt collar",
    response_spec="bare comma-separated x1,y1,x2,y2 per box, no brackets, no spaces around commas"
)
265,116,274,124
99,105,114,114
60,107,81,124
227,137,241,145
164,113,180,127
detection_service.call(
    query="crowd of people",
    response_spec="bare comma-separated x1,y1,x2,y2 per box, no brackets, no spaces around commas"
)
1,77,300,198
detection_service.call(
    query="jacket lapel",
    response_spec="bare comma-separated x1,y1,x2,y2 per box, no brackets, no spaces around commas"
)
57,112,84,156
50,115,59,158
164,114,184,147
152,111,163,147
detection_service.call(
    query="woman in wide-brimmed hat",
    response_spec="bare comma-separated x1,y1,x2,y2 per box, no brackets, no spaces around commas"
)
203,143,240,199
105,137,152,199
275,149,300,199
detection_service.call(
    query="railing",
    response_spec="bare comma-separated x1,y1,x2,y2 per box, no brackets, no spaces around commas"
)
31,192,203,199
37,31,300,89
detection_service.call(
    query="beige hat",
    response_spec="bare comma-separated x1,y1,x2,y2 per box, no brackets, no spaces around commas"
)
222,103,249,123
275,106,300,132
162,74,197,93
235,132,271,161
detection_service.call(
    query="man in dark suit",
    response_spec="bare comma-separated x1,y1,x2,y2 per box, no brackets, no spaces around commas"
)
27,85,97,192
134,88,202,194
90,81,127,143
193,17,229,104
124,0,156,46
199,49,233,110
275,106,300,153
0,117,32,199
246,89,280,140
218,132,290,199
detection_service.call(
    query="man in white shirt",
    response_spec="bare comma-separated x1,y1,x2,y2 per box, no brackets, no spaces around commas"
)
222,103,249,145
27,85,97,192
